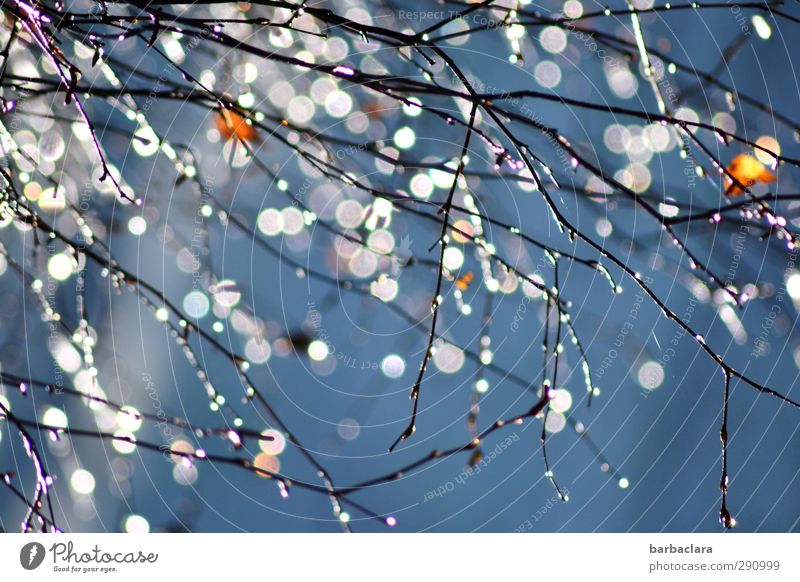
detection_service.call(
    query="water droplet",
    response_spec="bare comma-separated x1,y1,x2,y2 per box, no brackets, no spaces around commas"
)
227,430,243,448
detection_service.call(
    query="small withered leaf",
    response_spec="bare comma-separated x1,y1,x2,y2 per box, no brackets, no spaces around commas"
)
724,153,775,196
214,108,259,143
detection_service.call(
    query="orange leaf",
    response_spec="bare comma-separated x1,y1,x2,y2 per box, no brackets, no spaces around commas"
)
214,109,258,143
455,272,474,291
724,153,775,196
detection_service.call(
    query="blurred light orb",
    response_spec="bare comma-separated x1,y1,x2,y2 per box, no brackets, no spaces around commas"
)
534,60,562,89
754,136,780,166
183,291,210,319
433,343,465,374
381,354,406,378
211,280,242,308
626,134,653,164
245,337,272,364
310,78,333,105
643,123,672,152
173,463,199,486
603,124,630,154
506,23,525,40
112,431,137,454
545,411,566,433
236,62,259,84
50,336,83,374
117,406,142,432
257,208,284,236
308,340,329,361
259,429,286,455
637,361,665,390
349,249,379,278
48,253,73,281
674,107,700,133
595,218,613,238
403,97,423,117
443,247,464,271
281,207,304,235
627,163,652,193
335,200,364,229
563,0,584,18
40,130,66,162
124,514,150,533
608,68,638,99
325,90,353,118
42,407,68,429
71,469,96,495
410,174,434,199
287,96,315,123
430,161,458,189
550,388,573,413
540,26,567,54
253,452,281,477
658,203,680,218
370,276,399,302
132,126,159,157
337,418,360,440
24,182,42,202
176,248,198,273
238,92,255,109
450,220,473,243
367,229,395,255
711,112,736,135
521,273,545,299
394,127,416,149
787,273,800,299
169,441,196,464
127,216,147,236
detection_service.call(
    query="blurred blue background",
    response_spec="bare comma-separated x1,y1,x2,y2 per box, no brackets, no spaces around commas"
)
2,0,800,533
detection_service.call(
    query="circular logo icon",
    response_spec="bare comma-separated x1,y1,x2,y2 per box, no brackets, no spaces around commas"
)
20,542,46,570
